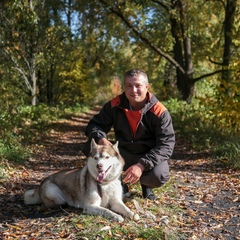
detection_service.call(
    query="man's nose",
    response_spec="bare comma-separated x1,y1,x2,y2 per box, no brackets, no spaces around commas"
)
132,86,137,92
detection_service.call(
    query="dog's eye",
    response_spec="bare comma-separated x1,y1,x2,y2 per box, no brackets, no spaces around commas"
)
105,156,109,159
94,157,98,160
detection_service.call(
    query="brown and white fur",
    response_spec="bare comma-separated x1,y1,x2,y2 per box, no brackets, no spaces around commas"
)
24,139,139,222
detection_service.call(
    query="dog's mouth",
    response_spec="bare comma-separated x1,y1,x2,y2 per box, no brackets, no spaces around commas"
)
96,166,111,182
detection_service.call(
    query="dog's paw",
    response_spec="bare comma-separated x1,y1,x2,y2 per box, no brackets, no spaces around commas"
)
133,213,140,221
128,211,139,221
112,214,124,222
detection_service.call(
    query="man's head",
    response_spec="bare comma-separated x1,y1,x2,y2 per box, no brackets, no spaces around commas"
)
124,69,149,110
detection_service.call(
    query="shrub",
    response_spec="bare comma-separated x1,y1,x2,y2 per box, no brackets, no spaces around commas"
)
165,98,240,169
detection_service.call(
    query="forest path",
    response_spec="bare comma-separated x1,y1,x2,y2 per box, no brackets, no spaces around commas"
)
0,107,239,239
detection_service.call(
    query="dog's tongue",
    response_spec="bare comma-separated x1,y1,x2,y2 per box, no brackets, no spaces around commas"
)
96,171,106,182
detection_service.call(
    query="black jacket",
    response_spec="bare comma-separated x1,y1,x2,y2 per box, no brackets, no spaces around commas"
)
84,92,175,171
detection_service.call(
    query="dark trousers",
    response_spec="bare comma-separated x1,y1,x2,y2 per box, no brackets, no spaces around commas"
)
140,161,170,188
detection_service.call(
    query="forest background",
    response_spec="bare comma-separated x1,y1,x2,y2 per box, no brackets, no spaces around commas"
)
0,0,239,172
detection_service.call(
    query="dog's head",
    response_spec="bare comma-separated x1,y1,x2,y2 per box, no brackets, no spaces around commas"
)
87,139,124,183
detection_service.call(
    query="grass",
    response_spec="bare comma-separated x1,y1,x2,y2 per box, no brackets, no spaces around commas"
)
0,161,9,181
7,179,185,239
35,181,185,240
212,141,240,168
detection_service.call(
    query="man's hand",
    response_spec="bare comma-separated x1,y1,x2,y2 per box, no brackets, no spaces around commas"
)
123,163,145,184
98,138,112,146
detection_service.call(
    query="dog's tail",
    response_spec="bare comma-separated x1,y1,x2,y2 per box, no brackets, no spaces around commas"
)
24,187,42,205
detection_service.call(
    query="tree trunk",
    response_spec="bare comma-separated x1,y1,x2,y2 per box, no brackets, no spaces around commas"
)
222,0,237,82
31,59,37,106
67,0,72,27
47,63,55,104
170,0,194,102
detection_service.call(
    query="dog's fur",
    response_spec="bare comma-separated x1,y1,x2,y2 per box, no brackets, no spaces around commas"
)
24,139,138,222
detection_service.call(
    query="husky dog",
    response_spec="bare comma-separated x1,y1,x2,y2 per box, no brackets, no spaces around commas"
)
24,139,139,222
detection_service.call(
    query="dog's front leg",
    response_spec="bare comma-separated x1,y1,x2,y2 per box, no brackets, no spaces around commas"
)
111,201,139,221
83,205,124,222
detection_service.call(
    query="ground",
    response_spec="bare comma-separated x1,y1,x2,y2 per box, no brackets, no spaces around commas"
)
0,108,239,239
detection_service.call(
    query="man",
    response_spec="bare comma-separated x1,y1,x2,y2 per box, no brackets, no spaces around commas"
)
83,69,175,200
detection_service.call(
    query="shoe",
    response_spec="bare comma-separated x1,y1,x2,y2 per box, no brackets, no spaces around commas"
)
122,184,131,198
141,184,156,200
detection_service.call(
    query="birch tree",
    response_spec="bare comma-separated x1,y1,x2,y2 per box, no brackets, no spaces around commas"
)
0,0,44,105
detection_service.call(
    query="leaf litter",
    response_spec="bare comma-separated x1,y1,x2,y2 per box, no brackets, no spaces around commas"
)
0,109,239,239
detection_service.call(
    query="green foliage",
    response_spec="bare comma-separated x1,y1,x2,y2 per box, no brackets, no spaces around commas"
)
213,64,240,134
165,61,240,169
0,110,27,163
0,104,51,163
165,97,240,169
212,141,240,169
56,47,96,105
0,136,31,164
0,103,88,164
0,0,239,106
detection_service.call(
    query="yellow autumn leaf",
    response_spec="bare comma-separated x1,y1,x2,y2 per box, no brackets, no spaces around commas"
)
76,223,83,228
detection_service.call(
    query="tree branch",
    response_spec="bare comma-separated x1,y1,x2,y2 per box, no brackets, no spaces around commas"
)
99,0,186,75
4,48,33,92
208,56,223,66
193,69,225,83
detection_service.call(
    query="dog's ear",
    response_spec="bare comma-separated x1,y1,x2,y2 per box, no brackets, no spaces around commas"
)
112,141,119,153
90,138,98,152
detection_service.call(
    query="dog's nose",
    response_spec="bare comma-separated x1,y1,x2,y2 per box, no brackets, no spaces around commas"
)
97,163,102,170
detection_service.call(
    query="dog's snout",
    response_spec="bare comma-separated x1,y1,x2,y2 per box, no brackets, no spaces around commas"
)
97,163,103,170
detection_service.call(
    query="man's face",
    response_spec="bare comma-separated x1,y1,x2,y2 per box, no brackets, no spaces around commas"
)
124,74,149,107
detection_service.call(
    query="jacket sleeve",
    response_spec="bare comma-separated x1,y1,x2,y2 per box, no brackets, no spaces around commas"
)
138,110,175,171
85,101,113,143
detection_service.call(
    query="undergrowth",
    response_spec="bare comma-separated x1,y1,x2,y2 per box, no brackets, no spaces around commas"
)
165,98,240,169
0,103,88,165
1,99,239,171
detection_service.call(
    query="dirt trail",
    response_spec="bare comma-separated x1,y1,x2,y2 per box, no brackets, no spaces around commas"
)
170,145,240,239
0,108,239,239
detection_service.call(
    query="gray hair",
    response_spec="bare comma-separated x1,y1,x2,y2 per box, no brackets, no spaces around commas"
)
124,69,149,84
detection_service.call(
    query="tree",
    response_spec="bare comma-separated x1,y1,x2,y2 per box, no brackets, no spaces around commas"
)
0,0,74,105
1,0,238,106
0,0,44,105
98,0,239,102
